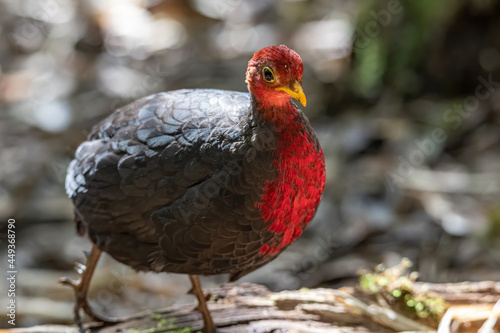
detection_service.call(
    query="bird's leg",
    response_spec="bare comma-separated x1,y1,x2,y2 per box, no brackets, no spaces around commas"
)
189,275,216,333
59,244,117,331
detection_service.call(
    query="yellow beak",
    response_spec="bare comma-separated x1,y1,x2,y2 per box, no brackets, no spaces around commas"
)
275,81,307,107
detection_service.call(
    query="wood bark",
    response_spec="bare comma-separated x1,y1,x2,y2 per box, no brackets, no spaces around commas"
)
7,281,500,333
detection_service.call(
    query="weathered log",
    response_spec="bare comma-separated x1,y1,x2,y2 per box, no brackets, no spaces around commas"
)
7,282,500,333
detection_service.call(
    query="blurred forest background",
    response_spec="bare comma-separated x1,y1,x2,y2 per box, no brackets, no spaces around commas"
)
2,0,500,327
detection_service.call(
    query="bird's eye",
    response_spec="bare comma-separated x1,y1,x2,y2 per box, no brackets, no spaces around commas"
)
262,66,275,83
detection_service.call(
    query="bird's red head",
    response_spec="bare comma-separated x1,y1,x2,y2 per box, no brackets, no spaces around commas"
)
246,45,306,110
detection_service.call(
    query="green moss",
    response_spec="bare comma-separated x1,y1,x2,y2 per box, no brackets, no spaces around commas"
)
359,258,447,327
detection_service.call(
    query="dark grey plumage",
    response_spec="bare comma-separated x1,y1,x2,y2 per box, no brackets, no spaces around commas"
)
66,89,281,280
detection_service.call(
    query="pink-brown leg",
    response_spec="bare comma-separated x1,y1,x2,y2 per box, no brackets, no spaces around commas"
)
189,275,216,333
59,245,117,332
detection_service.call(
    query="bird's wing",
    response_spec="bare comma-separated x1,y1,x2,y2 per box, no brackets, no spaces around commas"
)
66,89,251,247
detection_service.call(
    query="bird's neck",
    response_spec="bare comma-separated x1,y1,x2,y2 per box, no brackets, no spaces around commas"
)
251,96,299,129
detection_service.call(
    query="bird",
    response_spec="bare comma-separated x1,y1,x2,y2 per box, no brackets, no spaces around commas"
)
61,45,326,333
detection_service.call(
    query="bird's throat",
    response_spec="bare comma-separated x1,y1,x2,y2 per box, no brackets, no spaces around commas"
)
251,88,296,116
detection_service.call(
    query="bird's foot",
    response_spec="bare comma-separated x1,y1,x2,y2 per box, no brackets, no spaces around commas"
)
59,274,117,333
59,247,118,333
194,305,216,333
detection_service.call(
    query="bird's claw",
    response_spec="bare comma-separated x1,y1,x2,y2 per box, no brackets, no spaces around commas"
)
59,276,87,333
58,276,79,288
75,262,86,274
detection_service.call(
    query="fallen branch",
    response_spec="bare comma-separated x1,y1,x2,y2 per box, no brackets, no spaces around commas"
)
8,281,500,333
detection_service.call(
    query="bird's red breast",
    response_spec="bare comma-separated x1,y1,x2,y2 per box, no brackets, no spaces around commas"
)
256,102,326,256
